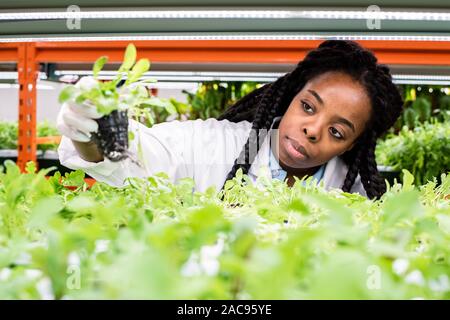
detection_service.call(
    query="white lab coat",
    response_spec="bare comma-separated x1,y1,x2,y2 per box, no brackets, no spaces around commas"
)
58,117,367,197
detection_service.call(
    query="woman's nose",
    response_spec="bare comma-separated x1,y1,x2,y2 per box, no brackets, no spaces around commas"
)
303,127,319,142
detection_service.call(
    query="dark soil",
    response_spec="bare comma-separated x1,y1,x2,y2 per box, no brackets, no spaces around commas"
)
92,110,129,162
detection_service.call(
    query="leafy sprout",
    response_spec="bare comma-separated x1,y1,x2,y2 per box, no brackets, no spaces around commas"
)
58,43,176,120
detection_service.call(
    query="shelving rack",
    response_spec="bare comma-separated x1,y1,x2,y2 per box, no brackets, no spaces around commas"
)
0,1,449,170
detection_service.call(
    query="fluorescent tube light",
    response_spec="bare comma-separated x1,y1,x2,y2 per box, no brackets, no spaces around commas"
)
1,34,450,43
0,10,449,21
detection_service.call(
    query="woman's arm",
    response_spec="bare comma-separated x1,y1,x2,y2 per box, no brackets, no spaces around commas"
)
72,140,104,163
58,118,191,187
59,117,250,192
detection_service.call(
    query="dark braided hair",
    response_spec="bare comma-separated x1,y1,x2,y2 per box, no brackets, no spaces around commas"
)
218,40,404,200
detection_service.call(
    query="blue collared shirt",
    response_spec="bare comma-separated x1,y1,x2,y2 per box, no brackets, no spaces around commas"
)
269,147,325,183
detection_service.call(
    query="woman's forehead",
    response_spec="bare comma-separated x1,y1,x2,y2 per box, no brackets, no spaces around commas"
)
302,72,370,108
300,72,372,130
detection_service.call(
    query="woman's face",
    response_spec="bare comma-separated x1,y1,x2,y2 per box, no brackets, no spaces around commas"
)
275,71,372,172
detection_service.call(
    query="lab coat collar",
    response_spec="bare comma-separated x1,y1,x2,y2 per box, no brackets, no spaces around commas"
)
248,116,282,181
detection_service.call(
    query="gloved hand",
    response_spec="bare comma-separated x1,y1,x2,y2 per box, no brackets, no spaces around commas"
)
56,76,103,142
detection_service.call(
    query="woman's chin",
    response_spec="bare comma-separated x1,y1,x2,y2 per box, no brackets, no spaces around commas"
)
279,152,309,170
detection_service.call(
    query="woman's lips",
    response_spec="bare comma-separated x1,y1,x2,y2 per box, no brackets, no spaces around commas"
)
285,137,309,160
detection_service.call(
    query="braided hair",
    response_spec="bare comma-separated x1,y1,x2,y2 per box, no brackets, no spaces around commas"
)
218,40,404,200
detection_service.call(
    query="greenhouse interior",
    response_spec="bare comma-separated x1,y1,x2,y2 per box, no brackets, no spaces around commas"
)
0,0,449,304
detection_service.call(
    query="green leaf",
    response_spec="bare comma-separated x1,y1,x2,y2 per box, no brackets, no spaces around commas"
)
382,190,423,228
28,196,64,228
118,43,137,72
97,103,117,116
142,109,155,127
62,170,85,187
75,94,87,105
401,169,415,191
304,193,354,226
127,58,150,84
287,199,309,215
436,214,450,235
58,86,77,103
164,101,177,115
307,249,374,299
25,161,37,174
93,56,108,79
66,194,97,212
140,97,177,115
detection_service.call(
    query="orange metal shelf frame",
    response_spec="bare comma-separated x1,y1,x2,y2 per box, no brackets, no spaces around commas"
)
0,39,449,171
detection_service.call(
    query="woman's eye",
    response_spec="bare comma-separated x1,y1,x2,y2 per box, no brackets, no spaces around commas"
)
301,101,314,114
330,127,344,140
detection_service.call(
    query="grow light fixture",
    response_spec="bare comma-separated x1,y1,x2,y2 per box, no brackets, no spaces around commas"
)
0,72,48,80
1,34,450,43
54,70,282,83
0,83,54,90
0,9,449,21
53,70,450,85
393,74,450,86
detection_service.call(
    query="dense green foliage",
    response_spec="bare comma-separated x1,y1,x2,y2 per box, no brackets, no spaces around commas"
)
0,161,449,299
376,121,450,185
0,121,59,151
182,82,262,120
143,81,262,125
394,85,449,131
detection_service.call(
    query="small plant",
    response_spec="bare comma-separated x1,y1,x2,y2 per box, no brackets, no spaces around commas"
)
58,43,176,161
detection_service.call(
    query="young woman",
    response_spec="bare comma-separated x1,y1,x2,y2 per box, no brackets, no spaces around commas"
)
57,40,403,199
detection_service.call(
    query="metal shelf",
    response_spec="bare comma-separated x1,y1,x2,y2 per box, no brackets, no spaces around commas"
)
0,2,449,170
